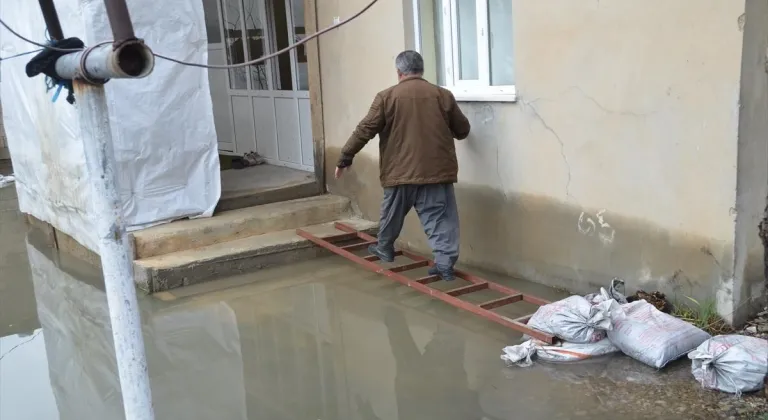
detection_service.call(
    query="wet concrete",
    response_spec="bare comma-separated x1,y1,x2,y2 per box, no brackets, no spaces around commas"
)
1,180,767,419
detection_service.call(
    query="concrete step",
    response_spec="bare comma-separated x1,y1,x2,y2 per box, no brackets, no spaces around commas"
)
131,195,353,259
134,218,378,293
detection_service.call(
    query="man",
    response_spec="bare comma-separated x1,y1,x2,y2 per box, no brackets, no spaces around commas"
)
334,50,471,281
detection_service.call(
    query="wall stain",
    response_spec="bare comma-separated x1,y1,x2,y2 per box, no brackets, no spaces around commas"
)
327,149,734,301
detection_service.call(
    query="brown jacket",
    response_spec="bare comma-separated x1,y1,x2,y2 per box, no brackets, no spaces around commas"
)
339,77,471,187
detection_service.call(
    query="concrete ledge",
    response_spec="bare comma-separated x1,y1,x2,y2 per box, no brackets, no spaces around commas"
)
134,218,378,293
132,194,352,259
24,214,102,268
215,177,320,212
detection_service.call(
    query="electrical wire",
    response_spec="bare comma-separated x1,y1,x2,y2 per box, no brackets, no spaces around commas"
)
0,0,381,70
153,0,381,69
0,18,81,52
0,48,43,61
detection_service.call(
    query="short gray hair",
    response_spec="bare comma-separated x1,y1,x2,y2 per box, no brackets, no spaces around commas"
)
395,50,424,75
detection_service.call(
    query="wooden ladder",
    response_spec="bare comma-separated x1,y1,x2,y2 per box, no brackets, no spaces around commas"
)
296,222,555,343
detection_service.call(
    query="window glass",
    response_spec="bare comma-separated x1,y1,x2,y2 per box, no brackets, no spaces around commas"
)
456,0,479,80
243,0,270,90
489,0,514,85
292,0,309,90
222,0,247,89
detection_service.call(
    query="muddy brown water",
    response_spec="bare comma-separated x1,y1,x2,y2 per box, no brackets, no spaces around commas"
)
0,184,765,419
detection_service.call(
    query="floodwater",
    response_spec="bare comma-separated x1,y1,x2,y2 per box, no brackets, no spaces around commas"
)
1,181,766,419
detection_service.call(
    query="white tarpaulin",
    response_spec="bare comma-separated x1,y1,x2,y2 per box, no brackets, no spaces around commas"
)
0,0,220,252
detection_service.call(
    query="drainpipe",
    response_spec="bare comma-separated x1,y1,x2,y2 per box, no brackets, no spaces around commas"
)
32,1,156,419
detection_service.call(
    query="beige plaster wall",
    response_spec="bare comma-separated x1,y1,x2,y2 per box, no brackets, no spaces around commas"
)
318,0,758,320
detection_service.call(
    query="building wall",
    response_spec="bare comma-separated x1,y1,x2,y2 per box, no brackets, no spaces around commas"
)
317,0,765,321
733,0,768,323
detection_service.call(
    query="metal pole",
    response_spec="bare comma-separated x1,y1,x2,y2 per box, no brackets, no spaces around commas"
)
37,0,64,41
31,0,154,418
103,0,137,42
73,79,155,420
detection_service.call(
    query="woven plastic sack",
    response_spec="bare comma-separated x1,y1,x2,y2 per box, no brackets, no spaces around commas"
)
608,300,710,369
501,338,619,367
689,335,768,394
527,295,620,343
585,278,628,305
536,338,620,363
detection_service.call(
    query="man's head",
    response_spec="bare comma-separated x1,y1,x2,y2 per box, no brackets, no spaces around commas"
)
395,50,424,80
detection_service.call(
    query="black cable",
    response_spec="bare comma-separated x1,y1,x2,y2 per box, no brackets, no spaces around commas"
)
0,0,381,70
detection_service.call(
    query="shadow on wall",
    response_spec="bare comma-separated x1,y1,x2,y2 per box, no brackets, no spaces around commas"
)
325,147,737,307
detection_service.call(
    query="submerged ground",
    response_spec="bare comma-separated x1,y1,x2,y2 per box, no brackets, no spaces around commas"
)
0,162,766,419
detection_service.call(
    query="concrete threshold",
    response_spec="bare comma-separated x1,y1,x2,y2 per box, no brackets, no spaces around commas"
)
132,195,352,259
134,218,378,293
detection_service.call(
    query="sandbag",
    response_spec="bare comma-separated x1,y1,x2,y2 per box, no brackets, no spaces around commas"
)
689,335,768,395
607,300,710,369
585,278,628,305
500,340,538,367
501,338,620,367
527,295,620,343
536,338,620,363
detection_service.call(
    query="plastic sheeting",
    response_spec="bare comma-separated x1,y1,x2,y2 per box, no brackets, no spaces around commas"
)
0,0,220,252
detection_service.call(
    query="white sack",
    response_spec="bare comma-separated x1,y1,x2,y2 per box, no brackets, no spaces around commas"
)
527,295,620,343
608,300,710,369
0,0,220,252
500,340,538,367
689,335,768,394
585,278,628,305
536,338,620,363
501,338,619,367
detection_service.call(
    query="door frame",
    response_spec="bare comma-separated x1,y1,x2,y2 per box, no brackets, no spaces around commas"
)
303,0,325,191
207,0,325,190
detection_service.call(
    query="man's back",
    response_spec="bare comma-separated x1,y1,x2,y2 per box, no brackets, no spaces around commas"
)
341,77,470,187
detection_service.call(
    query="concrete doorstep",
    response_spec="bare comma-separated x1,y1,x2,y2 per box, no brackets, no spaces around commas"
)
131,195,378,293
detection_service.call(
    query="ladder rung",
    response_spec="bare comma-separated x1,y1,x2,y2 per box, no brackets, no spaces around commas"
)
416,275,441,285
390,261,429,273
446,282,489,297
340,240,376,251
479,294,524,310
514,314,533,323
364,251,403,262
324,232,360,243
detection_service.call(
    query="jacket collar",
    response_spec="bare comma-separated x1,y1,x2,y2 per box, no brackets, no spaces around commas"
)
398,75,425,84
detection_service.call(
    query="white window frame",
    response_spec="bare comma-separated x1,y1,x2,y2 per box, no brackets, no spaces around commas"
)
414,0,516,102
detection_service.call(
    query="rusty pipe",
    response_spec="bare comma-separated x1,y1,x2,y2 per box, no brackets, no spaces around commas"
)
37,0,65,41
103,0,137,43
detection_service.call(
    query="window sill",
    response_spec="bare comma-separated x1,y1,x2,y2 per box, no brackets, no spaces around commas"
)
447,86,518,103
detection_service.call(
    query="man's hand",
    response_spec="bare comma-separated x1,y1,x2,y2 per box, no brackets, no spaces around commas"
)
335,166,347,179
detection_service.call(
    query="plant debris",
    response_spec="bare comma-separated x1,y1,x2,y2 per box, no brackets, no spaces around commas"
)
626,290,673,313
672,296,735,336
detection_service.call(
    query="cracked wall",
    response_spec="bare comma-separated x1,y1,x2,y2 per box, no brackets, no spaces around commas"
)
317,0,764,323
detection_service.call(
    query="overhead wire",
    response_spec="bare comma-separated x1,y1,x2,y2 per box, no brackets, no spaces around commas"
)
0,0,380,69
0,48,43,61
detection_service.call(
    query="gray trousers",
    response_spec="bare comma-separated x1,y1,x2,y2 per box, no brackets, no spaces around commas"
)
377,183,460,268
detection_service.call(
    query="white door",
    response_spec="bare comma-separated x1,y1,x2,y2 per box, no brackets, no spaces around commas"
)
204,0,236,152
210,0,314,172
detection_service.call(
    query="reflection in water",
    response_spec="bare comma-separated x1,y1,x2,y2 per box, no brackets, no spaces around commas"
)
383,307,497,420
25,241,248,420
0,330,58,420
0,212,729,420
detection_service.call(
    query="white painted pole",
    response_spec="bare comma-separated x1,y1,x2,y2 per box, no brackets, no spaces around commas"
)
73,80,155,420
